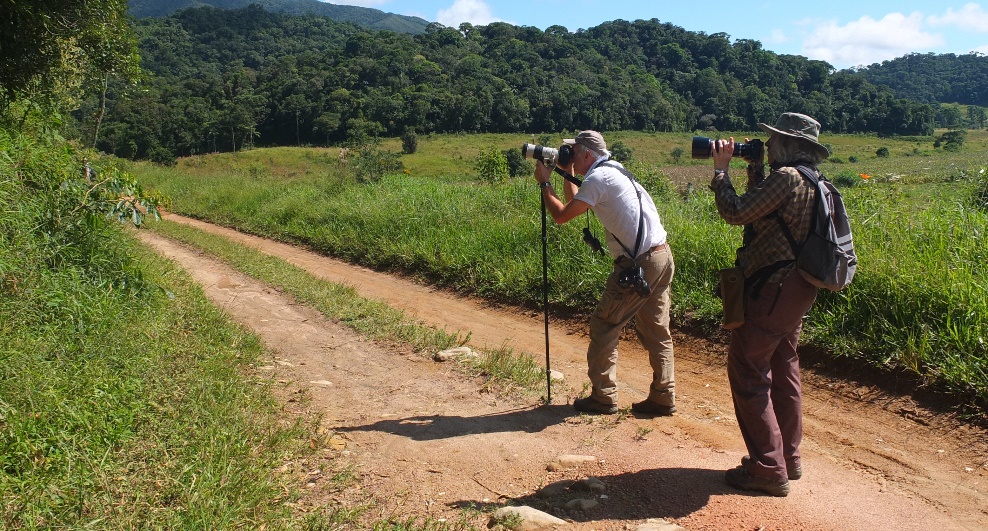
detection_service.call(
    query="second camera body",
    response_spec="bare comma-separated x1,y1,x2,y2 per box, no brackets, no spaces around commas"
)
617,265,652,297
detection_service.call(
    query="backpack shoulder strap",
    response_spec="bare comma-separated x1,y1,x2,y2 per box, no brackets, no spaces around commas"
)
772,164,821,253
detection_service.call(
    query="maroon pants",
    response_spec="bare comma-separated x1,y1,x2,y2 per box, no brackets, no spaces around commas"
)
728,267,818,481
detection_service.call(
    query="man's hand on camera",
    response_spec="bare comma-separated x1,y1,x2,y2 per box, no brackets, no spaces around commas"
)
534,160,553,186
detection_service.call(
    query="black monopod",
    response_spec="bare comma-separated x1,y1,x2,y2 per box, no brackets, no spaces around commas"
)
538,169,586,405
524,142,588,405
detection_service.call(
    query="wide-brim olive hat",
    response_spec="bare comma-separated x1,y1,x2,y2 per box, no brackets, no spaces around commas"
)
757,112,830,159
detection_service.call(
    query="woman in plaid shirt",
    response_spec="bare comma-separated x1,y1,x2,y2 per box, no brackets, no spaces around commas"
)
709,112,830,497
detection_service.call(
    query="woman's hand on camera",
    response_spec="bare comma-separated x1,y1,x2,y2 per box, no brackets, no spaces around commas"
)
712,137,733,171
742,137,765,166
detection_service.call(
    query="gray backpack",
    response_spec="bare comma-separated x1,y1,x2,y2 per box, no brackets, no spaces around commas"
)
776,165,857,291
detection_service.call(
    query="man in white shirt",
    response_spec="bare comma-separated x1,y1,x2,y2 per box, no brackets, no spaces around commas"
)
533,130,676,415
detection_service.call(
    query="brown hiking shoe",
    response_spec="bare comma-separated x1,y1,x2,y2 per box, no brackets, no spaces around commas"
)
573,396,617,414
725,465,790,497
741,455,802,480
630,399,676,416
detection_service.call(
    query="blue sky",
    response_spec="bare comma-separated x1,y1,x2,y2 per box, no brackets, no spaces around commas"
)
325,0,988,69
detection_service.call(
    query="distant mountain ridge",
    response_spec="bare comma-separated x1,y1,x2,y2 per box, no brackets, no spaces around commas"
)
127,0,430,34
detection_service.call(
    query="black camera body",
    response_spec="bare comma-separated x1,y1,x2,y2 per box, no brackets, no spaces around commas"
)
691,136,763,160
617,265,652,297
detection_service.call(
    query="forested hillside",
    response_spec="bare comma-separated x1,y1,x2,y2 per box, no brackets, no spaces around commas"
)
84,6,938,161
857,52,988,107
127,0,430,33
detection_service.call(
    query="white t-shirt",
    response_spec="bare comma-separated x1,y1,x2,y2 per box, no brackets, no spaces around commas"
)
574,159,667,260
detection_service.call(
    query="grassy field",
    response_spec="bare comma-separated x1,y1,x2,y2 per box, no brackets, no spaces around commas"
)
130,130,988,412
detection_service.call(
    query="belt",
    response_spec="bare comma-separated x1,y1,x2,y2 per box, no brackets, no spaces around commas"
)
649,242,669,252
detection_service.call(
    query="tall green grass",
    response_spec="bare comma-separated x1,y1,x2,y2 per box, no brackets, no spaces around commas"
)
0,127,330,528
133,132,988,409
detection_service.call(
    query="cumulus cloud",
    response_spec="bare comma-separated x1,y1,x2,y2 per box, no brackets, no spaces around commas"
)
765,29,788,44
801,12,944,68
928,3,988,32
437,0,500,27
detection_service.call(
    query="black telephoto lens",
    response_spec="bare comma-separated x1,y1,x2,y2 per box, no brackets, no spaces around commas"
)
691,136,761,160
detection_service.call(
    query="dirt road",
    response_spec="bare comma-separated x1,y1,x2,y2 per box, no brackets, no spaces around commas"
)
138,213,988,530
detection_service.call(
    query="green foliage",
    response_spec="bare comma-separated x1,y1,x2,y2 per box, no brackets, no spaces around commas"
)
848,155,859,163
89,7,939,160
148,145,177,166
128,0,431,33
876,146,890,157
972,168,988,212
503,147,533,177
133,134,988,406
858,52,988,107
0,123,333,527
830,169,859,188
611,140,633,163
937,129,967,152
351,142,403,183
401,129,419,154
670,147,685,163
0,1,139,110
475,146,510,182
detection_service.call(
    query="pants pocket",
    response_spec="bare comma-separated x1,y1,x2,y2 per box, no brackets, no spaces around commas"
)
593,287,627,325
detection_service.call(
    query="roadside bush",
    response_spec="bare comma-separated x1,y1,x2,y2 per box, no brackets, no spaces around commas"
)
475,146,509,182
876,147,890,157
352,143,403,183
503,147,533,178
148,145,177,166
848,155,859,163
936,130,967,153
830,169,859,188
611,140,633,163
401,129,418,154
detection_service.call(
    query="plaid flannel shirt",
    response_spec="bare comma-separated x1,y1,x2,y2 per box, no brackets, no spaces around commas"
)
710,164,817,285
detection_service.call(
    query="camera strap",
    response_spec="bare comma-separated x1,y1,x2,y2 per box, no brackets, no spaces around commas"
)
601,161,645,261
553,166,583,187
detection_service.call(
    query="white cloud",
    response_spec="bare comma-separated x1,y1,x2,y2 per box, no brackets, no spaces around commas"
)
928,3,988,32
801,12,944,68
765,29,788,44
437,0,500,27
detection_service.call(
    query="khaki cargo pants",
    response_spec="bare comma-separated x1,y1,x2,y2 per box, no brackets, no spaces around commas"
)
586,244,675,407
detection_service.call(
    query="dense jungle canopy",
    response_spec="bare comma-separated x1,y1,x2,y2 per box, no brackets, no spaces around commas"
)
6,3,987,161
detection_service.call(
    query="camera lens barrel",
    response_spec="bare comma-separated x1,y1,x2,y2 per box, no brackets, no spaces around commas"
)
522,143,559,166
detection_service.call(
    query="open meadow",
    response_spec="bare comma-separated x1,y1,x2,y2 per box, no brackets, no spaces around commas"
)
131,130,988,412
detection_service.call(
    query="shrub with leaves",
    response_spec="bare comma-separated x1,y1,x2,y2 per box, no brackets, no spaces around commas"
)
351,142,403,183
503,147,533,177
401,129,418,154
475,146,509,182
876,146,890,157
611,140,633,163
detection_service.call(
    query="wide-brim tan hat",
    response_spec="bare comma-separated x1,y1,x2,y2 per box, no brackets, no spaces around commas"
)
758,112,830,159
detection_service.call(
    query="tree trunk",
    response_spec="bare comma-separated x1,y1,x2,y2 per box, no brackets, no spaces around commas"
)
91,72,110,149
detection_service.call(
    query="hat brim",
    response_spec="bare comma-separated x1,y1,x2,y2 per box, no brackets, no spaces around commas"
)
562,138,576,145
758,123,830,159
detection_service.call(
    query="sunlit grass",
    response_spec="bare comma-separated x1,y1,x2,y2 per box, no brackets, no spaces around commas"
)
133,130,988,409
